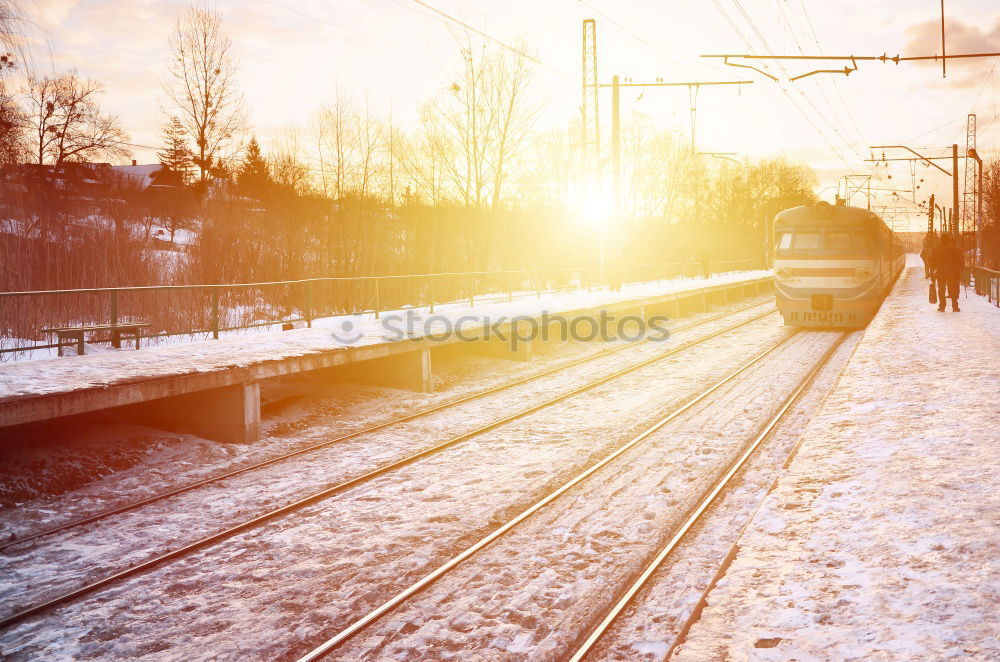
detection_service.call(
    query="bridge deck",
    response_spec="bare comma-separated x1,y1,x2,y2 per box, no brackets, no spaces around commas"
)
672,256,1000,660
0,271,772,441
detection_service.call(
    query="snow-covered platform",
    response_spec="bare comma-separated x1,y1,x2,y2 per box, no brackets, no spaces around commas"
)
0,271,772,443
673,256,1000,660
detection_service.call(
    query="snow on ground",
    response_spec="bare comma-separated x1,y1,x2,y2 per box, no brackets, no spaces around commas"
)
0,304,778,617
0,306,789,660
0,270,770,397
582,331,863,661
0,299,770,535
671,256,1000,661
329,331,841,661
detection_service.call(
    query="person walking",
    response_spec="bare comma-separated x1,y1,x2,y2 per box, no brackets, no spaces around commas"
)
920,233,936,278
931,233,963,312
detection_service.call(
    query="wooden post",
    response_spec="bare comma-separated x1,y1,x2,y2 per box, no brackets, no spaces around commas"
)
211,290,220,340
374,278,380,319
306,281,314,328
110,290,121,348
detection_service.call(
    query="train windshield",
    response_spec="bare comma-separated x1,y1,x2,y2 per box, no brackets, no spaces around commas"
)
776,230,875,255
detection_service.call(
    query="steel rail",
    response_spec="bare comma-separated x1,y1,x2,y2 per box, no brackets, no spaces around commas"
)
0,300,775,553
294,330,803,662
0,305,780,631
568,332,848,661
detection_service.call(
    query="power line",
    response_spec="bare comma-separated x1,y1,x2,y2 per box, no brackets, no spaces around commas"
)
718,0,891,191
391,0,569,77
788,0,870,160
710,0,857,174
575,0,733,80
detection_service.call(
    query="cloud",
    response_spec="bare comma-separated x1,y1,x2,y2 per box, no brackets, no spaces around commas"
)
904,17,1000,86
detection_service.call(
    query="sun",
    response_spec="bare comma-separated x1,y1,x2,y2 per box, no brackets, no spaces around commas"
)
578,188,614,230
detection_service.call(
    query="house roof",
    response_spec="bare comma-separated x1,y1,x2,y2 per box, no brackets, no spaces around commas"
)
111,164,163,190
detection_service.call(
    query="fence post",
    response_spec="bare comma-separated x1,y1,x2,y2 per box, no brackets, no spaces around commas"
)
469,274,475,307
110,290,120,348
429,275,435,314
211,289,220,340
374,278,380,319
508,271,513,302
306,281,314,328
536,270,541,299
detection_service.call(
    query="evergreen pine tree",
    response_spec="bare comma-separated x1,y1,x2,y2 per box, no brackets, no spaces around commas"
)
156,116,192,185
237,136,271,196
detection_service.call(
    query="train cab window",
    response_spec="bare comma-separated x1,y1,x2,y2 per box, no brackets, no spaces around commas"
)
792,233,820,250
825,233,853,252
777,233,794,250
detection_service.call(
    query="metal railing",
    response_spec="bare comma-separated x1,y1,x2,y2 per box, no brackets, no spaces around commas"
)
0,258,761,359
973,266,1000,307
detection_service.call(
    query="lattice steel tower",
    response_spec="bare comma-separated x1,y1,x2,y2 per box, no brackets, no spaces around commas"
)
963,113,977,234
581,19,600,184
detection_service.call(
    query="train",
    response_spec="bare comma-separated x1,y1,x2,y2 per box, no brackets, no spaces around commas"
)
773,200,906,328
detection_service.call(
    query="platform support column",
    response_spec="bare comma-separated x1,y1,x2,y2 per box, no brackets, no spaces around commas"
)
137,382,261,443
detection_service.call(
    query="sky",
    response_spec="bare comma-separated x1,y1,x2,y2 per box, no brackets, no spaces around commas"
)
14,0,1000,230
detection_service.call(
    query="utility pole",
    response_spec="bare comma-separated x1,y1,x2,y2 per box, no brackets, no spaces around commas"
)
969,148,983,265
688,85,699,151
611,75,621,217
952,143,959,235
928,193,935,234
598,79,752,153
581,19,599,189
941,0,947,78
839,174,872,208
964,114,976,234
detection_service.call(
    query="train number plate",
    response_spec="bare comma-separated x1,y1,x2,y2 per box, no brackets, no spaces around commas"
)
811,294,833,311
791,311,856,324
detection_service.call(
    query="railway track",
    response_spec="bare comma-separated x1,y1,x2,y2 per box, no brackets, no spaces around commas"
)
567,332,849,661
0,298,773,553
0,300,779,631
294,330,848,661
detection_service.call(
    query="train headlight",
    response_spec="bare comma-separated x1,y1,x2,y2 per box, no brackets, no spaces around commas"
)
776,267,792,278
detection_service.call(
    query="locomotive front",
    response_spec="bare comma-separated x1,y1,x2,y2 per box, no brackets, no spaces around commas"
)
772,201,893,328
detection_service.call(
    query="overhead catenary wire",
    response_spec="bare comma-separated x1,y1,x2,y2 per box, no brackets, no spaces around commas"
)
709,0,857,174
718,0,892,193
388,0,569,77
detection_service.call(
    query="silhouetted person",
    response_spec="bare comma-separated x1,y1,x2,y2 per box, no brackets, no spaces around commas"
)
931,233,963,312
920,233,936,278
700,252,710,279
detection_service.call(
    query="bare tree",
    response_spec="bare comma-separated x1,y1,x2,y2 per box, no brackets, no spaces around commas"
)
379,110,402,206
164,3,247,181
981,160,1000,268
408,34,540,209
0,81,24,166
354,96,380,199
487,42,539,209
23,72,129,165
312,89,355,199
1,0,29,79
270,129,310,196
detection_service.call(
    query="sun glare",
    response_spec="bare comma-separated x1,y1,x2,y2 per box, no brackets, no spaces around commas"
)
578,188,614,230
